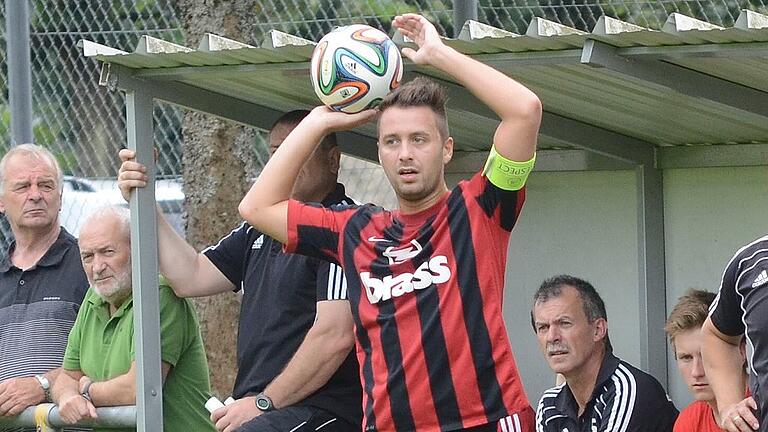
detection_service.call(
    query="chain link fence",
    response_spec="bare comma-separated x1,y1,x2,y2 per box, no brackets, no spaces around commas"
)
0,1,189,251
245,0,765,42
1,0,766,250
479,0,766,33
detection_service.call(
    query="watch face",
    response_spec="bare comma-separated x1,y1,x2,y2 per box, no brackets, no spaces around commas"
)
256,396,271,411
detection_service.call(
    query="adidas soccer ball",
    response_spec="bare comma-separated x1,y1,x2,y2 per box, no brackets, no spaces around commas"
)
310,24,403,114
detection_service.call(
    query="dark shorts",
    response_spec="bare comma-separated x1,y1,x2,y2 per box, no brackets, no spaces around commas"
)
235,406,358,432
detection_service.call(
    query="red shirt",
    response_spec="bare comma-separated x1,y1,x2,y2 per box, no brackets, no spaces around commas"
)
673,400,722,432
287,173,531,431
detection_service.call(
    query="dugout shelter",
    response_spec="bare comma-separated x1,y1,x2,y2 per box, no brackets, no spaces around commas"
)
81,10,768,429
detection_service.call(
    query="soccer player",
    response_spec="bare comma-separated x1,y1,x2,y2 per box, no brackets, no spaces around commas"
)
665,289,747,432
532,275,678,432
702,236,766,432
238,13,541,432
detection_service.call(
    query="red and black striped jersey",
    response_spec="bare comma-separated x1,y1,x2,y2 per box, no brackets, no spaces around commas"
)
286,172,531,432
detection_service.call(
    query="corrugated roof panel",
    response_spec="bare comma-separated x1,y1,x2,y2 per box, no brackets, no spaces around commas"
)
737,9,768,29
80,10,768,153
198,34,255,51
670,57,768,93
81,12,768,63
516,63,768,145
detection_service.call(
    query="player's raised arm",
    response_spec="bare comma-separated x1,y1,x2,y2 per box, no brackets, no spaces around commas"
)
393,14,541,162
238,106,375,243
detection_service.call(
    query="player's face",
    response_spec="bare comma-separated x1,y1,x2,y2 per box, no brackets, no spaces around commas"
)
378,106,452,208
674,328,715,402
0,154,61,232
270,123,336,202
533,286,606,377
79,215,132,307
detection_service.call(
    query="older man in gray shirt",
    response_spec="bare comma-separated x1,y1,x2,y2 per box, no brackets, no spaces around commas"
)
0,144,88,423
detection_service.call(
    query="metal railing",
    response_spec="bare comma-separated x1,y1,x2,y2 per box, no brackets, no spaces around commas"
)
0,404,136,431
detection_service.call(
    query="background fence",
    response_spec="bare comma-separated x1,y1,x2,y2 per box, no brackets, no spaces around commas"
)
1,0,765,252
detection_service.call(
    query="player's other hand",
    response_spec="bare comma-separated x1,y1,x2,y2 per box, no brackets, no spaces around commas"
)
307,105,377,133
393,13,444,65
720,396,759,432
211,396,262,432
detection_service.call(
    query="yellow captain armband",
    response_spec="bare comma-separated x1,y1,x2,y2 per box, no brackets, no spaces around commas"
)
482,146,536,191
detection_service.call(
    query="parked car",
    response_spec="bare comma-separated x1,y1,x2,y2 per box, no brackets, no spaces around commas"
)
0,176,185,255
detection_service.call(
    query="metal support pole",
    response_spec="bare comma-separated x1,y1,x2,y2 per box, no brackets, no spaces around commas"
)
5,0,34,145
453,0,478,37
125,89,164,432
635,164,668,387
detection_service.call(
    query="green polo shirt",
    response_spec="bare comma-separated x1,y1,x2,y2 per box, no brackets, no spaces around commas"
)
63,281,215,432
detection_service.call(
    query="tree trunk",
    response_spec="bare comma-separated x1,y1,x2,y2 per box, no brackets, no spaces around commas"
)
177,0,261,397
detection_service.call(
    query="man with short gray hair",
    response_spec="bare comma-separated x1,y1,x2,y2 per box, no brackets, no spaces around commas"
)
531,275,678,432
0,144,88,421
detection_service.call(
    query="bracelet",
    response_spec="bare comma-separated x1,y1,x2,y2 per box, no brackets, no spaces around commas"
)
81,380,93,403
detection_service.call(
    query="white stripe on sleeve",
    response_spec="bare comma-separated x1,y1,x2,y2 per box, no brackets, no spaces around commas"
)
326,263,347,300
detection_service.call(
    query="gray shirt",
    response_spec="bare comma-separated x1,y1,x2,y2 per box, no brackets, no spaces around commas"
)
0,228,88,382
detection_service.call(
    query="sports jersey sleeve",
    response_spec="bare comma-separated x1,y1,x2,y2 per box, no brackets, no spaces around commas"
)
316,261,348,301
467,171,526,232
709,250,746,336
286,199,355,264
203,222,250,291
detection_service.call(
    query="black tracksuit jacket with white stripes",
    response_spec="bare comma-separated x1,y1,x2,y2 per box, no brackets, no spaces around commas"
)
535,352,678,432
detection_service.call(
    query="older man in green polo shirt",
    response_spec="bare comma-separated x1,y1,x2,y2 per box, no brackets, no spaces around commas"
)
50,206,215,431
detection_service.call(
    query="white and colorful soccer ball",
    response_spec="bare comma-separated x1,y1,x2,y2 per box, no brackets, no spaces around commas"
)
310,24,403,114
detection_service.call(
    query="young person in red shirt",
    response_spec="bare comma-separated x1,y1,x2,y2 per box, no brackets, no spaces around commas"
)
238,13,542,432
666,289,748,432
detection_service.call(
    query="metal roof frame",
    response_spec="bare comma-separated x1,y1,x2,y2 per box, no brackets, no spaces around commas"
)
81,10,768,425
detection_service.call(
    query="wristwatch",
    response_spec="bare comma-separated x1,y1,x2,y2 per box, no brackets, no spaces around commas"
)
254,392,275,412
34,375,51,403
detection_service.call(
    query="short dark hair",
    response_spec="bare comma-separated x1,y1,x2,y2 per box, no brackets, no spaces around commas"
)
665,289,716,351
270,109,337,150
531,275,612,351
378,76,449,139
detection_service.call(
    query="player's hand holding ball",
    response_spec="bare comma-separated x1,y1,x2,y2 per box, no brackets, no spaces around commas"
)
306,105,377,134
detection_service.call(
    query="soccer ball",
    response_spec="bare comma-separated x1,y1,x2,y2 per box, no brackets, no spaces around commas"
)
310,24,403,114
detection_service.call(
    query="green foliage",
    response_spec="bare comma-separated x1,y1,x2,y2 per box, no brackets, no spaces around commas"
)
0,105,10,152
249,0,453,41
0,103,78,175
